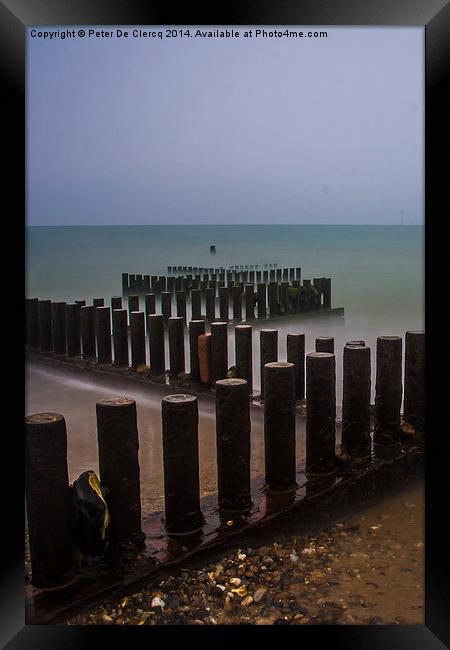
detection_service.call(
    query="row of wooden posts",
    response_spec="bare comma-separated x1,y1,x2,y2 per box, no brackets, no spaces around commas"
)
167,264,280,273
124,266,303,293
122,270,332,316
26,296,339,396
25,330,424,588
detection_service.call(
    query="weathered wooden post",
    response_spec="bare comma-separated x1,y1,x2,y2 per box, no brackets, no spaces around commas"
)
211,322,228,384
268,282,278,316
257,283,267,319
287,333,305,401
66,303,81,357
38,299,53,351
264,362,296,492
143,275,151,292
191,289,202,321
122,273,129,294
168,316,185,376
316,337,334,353
306,352,336,474
235,324,253,394
280,282,290,314
96,306,112,364
148,314,165,375
81,305,96,359
111,296,122,311
342,344,371,459
96,397,145,548
403,331,425,429
206,287,216,322
167,276,175,294
295,267,301,281
159,276,167,292
322,278,332,309
52,302,67,355
144,293,156,321
26,298,40,349
130,311,146,371
232,285,242,322
75,300,86,307
245,284,254,321
93,298,104,307
161,291,172,324
373,336,403,445
128,295,139,323
25,413,73,586
176,290,187,323
161,395,203,535
189,320,205,383
112,309,129,367
198,332,212,384
219,286,229,321
260,329,278,399
216,379,252,512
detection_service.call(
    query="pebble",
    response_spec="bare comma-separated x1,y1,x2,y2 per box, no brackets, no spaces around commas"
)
253,588,267,603
151,597,165,609
63,486,424,627
229,577,241,587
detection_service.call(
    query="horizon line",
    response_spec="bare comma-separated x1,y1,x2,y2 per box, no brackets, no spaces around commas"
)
26,222,424,227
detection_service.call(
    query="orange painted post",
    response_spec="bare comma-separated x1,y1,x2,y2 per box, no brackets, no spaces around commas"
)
198,332,212,385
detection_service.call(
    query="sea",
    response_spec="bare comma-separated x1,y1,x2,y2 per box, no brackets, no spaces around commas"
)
26,224,424,494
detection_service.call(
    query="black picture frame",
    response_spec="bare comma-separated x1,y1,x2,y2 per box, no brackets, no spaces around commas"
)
3,0,449,647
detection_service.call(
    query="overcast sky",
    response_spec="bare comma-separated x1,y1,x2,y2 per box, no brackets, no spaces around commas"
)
27,27,423,226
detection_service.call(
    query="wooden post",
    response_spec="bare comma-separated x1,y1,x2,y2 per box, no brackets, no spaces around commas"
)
96,306,112,364
211,322,228,384
161,395,203,535
130,311,146,371
112,309,128,367
25,413,73,586
260,329,278,399
374,336,402,446
52,302,67,355
148,314,165,375
264,362,296,491
403,331,425,429
235,324,253,394
287,333,305,401
96,398,145,548
342,345,371,459
216,379,252,512
306,352,336,474
168,317,185,376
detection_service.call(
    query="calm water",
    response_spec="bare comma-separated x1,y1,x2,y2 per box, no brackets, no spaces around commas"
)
26,224,424,397
26,224,423,316
25,225,424,541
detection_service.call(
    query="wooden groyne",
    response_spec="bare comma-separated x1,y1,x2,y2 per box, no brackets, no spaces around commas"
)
25,330,424,623
27,302,343,403
120,267,335,322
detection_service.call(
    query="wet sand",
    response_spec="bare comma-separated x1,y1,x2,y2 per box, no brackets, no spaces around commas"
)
64,480,424,625
26,362,315,516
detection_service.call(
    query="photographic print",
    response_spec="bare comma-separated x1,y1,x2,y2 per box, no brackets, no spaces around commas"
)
23,20,429,633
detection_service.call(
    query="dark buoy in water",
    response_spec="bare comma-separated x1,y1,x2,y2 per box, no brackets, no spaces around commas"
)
210,244,216,254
